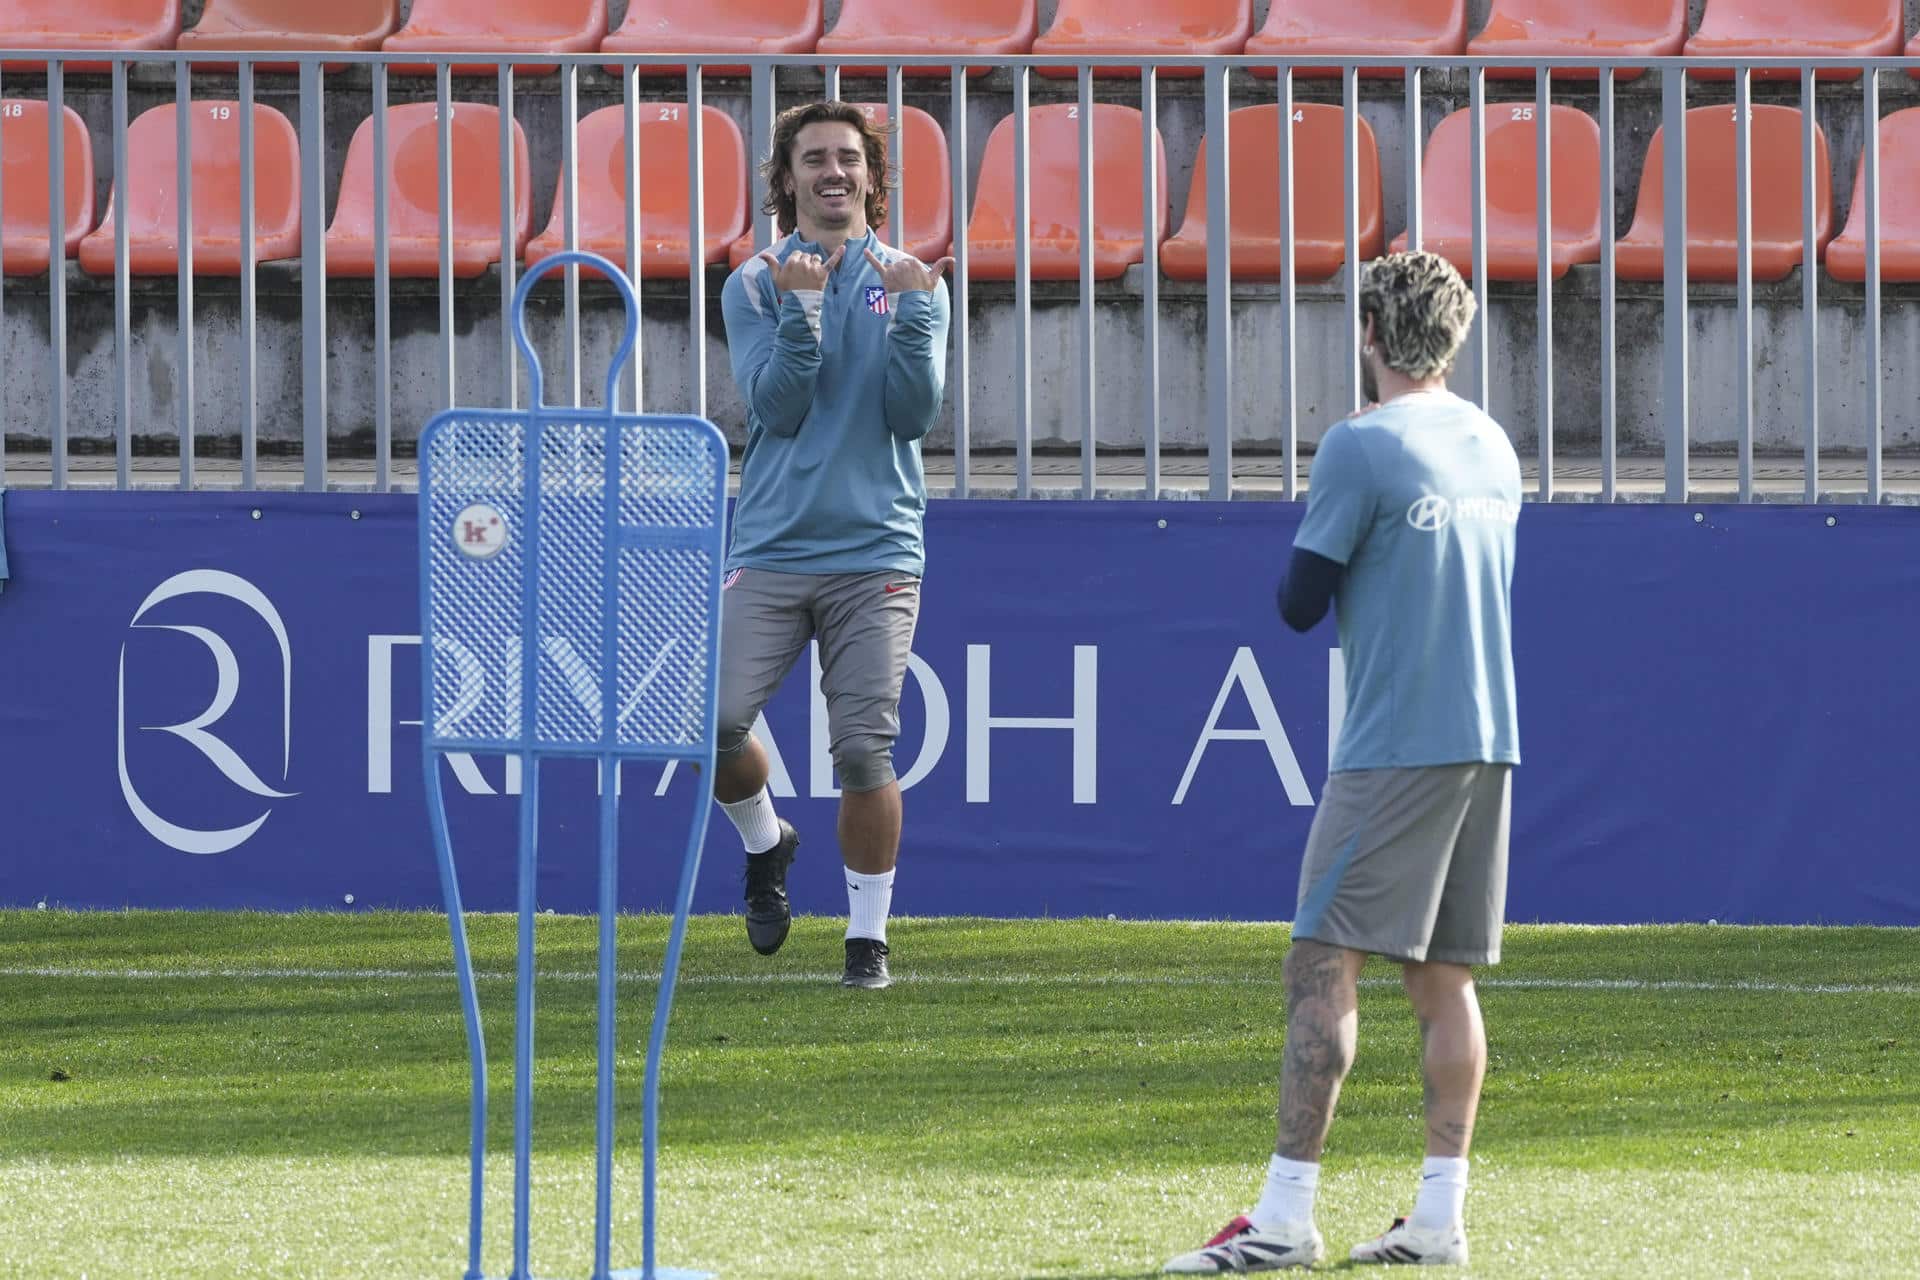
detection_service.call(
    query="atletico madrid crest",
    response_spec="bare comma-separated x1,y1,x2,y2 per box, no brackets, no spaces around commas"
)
864,285,889,316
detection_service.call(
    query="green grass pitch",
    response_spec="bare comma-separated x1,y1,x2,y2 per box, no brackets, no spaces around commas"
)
1,911,1915,1278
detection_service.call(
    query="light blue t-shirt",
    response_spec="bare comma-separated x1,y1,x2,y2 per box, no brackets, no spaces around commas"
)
1294,390,1522,773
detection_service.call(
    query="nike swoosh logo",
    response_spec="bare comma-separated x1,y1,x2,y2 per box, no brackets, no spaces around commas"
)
884,583,913,594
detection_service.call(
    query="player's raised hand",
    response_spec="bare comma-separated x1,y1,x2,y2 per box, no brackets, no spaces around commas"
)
865,249,955,295
760,244,845,295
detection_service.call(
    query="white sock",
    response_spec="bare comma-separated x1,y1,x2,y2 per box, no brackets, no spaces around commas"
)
1248,1154,1319,1231
719,788,781,855
845,868,895,943
1409,1156,1468,1231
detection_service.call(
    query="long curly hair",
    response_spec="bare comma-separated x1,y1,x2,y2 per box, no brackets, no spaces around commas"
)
1359,252,1478,379
760,100,896,236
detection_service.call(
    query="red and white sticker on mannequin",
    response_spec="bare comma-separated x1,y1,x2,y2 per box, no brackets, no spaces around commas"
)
452,504,509,560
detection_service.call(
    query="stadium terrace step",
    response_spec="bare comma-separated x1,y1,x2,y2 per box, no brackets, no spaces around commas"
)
6,449,1920,503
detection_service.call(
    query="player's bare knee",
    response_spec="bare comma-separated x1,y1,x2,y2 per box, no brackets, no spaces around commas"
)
832,734,896,793
1401,960,1474,1016
711,722,756,790
1283,939,1356,1004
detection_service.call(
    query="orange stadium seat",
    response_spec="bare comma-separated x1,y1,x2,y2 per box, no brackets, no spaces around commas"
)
0,0,180,71
728,102,951,267
1469,0,1686,81
1686,0,1900,81
1245,0,1465,80
1,101,94,275
78,102,299,275
603,0,822,76
176,0,399,66
324,102,532,277
965,103,1167,281
525,104,747,275
1161,104,1380,280
1389,104,1604,280
1827,109,1920,281
1615,105,1832,282
817,0,1036,76
1032,0,1252,78
383,0,607,75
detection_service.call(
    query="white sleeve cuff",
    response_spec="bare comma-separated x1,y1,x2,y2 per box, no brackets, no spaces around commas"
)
790,289,825,341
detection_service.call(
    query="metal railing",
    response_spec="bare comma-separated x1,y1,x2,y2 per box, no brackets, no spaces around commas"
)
0,50,1914,502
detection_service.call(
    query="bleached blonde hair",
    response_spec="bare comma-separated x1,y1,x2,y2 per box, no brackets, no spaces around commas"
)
1359,252,1477,380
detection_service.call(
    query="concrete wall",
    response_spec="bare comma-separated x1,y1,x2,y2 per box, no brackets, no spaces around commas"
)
10,263,1920,454
7,0,1920,455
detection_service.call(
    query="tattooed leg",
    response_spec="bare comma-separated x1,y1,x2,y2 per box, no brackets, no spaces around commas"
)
1273,939,1366,1162
1403,961,1486,1158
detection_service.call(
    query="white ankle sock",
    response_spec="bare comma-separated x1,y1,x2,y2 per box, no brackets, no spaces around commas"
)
1410,1156,1468,1231
1249,1154,1319,1231
719,788,781,855
845,868,895,943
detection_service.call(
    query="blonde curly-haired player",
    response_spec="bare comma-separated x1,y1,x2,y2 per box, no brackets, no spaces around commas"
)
1166,252,1522,1272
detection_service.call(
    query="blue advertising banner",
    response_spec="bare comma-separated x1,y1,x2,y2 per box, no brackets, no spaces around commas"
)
1,492,1915,925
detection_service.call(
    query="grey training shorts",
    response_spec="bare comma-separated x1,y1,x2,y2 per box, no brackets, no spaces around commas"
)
716,567,922,792
1292,763,1513,966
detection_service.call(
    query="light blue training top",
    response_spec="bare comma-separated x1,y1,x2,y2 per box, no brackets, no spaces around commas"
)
1294,389,1523,773
720,230,951,578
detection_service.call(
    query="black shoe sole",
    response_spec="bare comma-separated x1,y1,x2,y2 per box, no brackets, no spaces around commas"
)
840,972,891,990
746,916,791,957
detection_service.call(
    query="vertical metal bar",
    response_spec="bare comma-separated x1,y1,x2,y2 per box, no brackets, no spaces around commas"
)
592,759,619,1280
437,66,455,412
1535,67,1552,501
1735,68,1753,503
512,434,544,1280
1077,67,1095,498
1469,68,1489,408
1802,67,1818,502
1205,63,1232,498
1865,67,1882,504
1404,67,1422,252
623,66,643,413
1278,69,1297,501
562,64,581,407
374,66,392,490
641,791,708,1280
1661,65,1688,503
951,66,972,497
887,64,904,251
825,64,841,101
47,62,68,489
1141,67,1160,499
1343,66,1360,413
688,69,708,419
1600,69,1616,503
174,62,195,490
500,67,518,410
510,762,539,1280
592,412,622,1280
112,62,132,491
240,63,258,490
1013,65,1032,498
749,63,775,253
300,62,327,492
